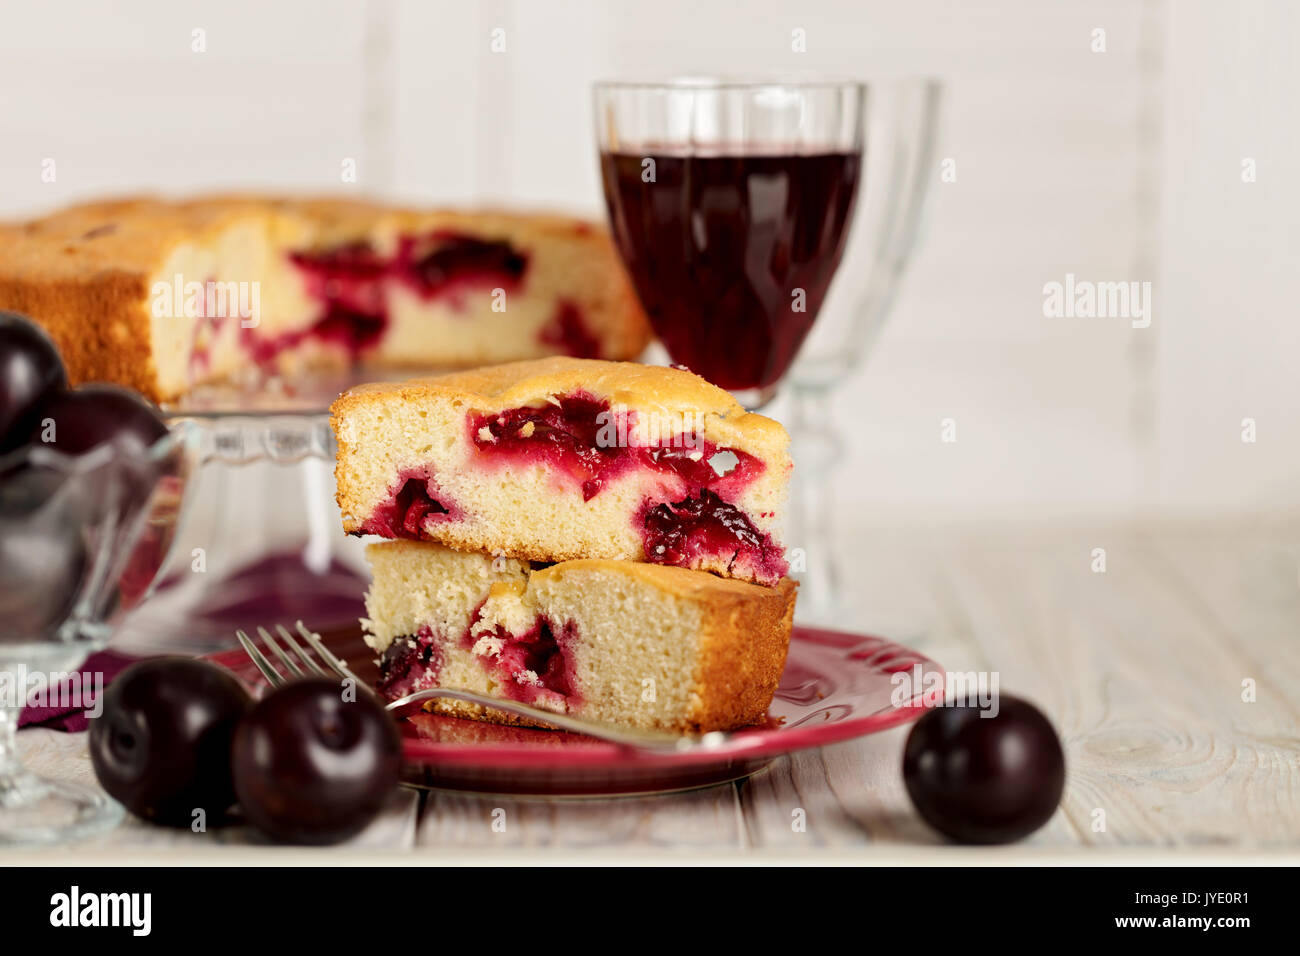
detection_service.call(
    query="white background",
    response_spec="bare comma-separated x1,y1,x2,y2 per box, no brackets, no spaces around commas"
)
1,0,1295,522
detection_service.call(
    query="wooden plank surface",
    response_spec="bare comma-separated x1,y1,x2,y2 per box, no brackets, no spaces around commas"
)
13,520,1300,856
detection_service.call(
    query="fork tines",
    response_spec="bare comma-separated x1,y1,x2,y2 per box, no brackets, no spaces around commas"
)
235,621,353,689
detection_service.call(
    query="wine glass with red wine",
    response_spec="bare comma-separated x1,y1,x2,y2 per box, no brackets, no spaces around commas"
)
786,77,944,622
595,78,865,409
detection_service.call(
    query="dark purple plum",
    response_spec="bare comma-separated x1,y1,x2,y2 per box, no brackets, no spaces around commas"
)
903,695,1066,844
27,384,168,456
231,677,401,845
0,311,67,453
27,384,173,515
90,658,252,826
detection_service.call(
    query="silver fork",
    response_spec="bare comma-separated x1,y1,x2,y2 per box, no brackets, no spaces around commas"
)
234,621,733,754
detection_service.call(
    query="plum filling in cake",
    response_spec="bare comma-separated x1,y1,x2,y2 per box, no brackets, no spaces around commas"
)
378,625,444,699
245,231,534,365
465,615,580,709
640,490,789,583
357,466,460,538
462,392,785,580
291,231,528,306
468,392,765,500
377,613,581,713
538,300,602,359
469,392,633,499
240,305,387,369
187,279,233,377
394,233,527,300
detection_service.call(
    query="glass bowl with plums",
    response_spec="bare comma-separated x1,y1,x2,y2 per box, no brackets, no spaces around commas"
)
0,311,198,845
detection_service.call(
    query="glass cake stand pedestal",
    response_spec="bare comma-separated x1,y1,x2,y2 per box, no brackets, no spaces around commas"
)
116,367,446,656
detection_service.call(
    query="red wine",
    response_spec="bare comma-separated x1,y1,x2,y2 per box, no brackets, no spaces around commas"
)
600,149,860,390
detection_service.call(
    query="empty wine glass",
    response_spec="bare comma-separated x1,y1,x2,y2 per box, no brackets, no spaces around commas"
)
0,426,196,844
785,77,945,623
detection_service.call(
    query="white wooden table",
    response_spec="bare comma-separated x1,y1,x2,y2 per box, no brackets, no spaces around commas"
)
12,519,1300,862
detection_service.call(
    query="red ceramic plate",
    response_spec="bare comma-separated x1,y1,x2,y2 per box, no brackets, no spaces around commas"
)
209,625,943,797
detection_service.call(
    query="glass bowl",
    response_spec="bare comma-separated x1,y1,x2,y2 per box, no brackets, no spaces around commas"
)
0,424,198,844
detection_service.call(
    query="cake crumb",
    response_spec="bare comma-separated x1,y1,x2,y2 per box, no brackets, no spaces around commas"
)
472,635,505,658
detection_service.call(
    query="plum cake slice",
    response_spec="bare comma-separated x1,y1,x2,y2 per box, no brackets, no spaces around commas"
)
0,196,649,402
332,357,792,585
363,540,797,732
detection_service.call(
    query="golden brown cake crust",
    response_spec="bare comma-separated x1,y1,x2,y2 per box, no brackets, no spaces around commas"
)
532,557,782,600
0,196,650,402
338,355,743,418
0,196,624,278
0,269,158,400
422,698,564,731
331,356,789,465
0,198,232,401
691,577,797,731
0,198,269,279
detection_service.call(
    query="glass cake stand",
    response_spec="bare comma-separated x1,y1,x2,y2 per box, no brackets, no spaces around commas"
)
115,366,456,656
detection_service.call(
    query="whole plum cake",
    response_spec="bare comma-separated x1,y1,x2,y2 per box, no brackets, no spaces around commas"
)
0,197,649,402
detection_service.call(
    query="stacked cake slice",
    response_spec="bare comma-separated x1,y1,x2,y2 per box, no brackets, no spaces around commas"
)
332,357,797,732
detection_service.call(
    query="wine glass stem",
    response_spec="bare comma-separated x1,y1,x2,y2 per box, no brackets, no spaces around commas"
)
789,384,843,623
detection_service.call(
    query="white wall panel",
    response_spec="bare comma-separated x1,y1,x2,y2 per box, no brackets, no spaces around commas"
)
0,0,1292,519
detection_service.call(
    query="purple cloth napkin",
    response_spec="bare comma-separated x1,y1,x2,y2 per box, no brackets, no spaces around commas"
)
17,650,140,733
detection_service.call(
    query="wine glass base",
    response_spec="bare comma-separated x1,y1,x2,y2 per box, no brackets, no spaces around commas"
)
0,770,124,846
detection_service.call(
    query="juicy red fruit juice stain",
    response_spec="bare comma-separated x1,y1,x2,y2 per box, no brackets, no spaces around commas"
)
469,394,630,500
600,149,861,390
378,625,444,699
640,489,788,584
358,467,458,538
488,618,579,705
467,393,765,502
396,233,528,300
538,299,602,359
